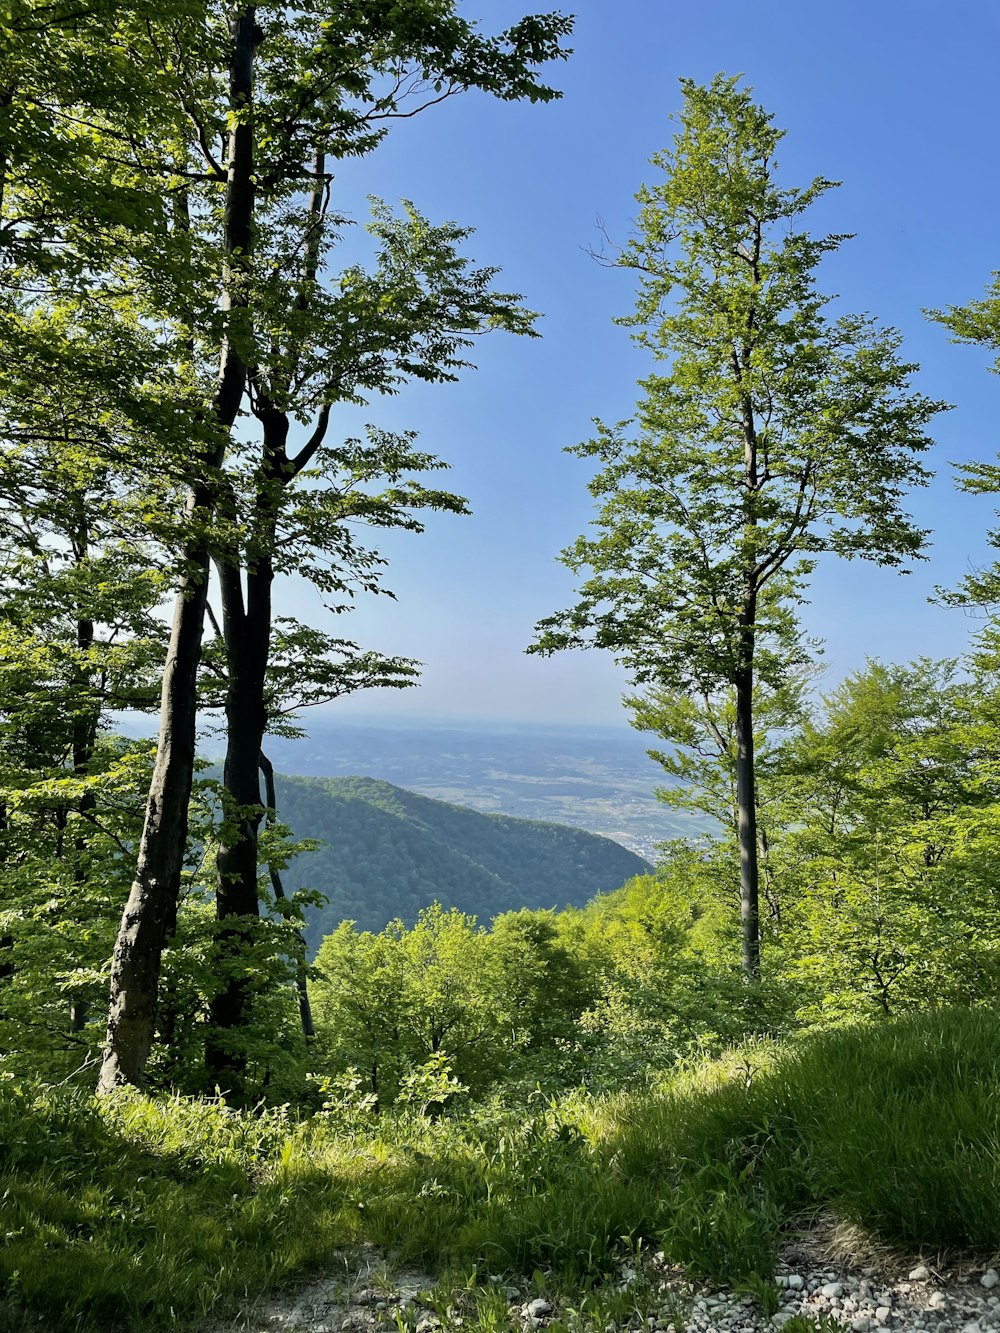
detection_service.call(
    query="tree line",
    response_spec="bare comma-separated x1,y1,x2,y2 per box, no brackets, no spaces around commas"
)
4,17,1000,1102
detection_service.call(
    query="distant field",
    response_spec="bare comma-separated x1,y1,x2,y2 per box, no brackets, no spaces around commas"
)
261,719,710,860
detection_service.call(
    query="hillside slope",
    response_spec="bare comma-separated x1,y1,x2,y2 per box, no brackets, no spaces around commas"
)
272,774,652,951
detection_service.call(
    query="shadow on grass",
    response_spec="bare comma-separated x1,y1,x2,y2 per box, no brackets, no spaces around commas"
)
3,1009,1000,1331
0,1083,361,1332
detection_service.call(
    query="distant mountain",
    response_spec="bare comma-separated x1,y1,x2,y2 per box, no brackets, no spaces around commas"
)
272,774,653,952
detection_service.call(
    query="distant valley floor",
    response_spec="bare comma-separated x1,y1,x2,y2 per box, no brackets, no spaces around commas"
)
264,719,707,862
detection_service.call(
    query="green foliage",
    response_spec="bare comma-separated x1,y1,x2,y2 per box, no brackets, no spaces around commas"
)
530,73,944,981
274,775,650,948
532,73,941,693
763,659,1000,1022
311,904,596,1106
6,1011,1000,1330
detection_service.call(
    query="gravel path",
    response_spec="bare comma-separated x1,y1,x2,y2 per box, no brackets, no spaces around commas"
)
213,1245,1000,1333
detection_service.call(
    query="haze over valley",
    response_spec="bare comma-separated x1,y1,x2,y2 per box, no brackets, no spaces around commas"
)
261,717,705,863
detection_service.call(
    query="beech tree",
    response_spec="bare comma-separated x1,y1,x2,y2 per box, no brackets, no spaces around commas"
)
769,660,990,1019
930,271,1000,630
96,2,572,1093
532,75,943,979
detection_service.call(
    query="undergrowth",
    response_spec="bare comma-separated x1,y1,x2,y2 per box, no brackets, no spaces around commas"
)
2,1008,998,1331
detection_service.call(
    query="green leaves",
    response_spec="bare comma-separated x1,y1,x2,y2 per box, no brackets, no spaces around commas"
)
533,71,943,719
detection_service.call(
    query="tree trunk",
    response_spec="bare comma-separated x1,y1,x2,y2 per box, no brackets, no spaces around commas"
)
205,583,268,1089
205,445,277,1085
734,658,760,980
97,553,214,1092
70,581,97,1036
206,400,321,1084
97,6,259,1095
259,751,315,1040
0,798,11,993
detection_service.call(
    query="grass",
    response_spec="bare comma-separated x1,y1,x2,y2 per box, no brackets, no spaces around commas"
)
2,1008,1000,1331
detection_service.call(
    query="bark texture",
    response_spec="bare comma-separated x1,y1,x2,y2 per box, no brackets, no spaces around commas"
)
97,7,259,1094
259,751,315,1041
734,656,760,979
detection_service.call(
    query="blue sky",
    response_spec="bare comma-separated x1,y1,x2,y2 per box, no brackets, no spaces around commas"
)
281,0,1000,727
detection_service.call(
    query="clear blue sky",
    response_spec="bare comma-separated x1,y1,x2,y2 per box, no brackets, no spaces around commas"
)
281,0,1000,727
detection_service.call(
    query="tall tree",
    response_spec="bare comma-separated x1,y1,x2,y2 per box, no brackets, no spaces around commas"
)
97,2,572,1092
531,75,943,979
205,210,538,1086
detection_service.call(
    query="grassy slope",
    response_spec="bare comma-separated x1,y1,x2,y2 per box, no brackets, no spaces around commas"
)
272,775,651,948
3,1010,1000,1331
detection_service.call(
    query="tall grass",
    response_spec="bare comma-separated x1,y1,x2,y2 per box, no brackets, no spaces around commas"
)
2,1009,999,1331
0,1082,362,1330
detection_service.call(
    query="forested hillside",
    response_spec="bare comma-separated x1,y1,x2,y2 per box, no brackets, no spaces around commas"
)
273,775,651,949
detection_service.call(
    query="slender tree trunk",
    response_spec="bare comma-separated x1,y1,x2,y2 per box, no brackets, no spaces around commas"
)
758,820,779,924
0,798,11,994
97,7,259,1094
205,411,284,1084
207,397,328,1082
70,542,98,1036
734,648,760,980
259,751,315,1040
97,551,214,1091
205,577,268,1087
204,150,328,1082
0,88,12,224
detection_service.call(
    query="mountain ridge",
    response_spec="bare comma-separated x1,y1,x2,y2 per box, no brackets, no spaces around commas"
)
271,774,653,951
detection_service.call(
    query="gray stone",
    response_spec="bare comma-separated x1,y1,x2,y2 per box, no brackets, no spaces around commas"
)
984,1273,1000,1292
787,1275,805,1292
910,1266,932,1283
526,1300,553,1319
875,1310,892,1327
822,1284,846,1299
929,1293,948,1309
851,1317,872,1332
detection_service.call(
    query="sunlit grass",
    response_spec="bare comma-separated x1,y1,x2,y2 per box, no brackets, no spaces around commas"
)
2,1009,1000,1330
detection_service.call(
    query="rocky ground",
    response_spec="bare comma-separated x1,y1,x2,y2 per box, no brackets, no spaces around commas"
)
213,1243,1000,1333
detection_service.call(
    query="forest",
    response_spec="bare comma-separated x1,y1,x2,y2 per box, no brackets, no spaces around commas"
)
272,775,650,946
5,3,1000,1332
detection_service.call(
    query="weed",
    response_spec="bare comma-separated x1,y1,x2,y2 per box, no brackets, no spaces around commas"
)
738,1273,781,1316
